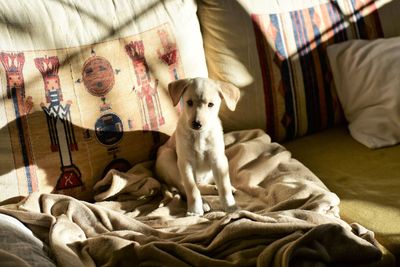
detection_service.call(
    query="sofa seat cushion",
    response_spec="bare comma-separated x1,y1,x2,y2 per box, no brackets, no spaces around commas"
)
284,125,400,260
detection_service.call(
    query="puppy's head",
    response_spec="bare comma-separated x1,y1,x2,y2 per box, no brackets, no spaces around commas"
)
168,77,240,131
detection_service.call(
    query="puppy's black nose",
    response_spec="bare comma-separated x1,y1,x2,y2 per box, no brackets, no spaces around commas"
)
191,120,202,130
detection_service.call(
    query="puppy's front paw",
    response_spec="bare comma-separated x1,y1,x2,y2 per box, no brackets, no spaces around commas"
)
186,208,204,216
186,198,204,216
222,193,238,213
186,211,203,216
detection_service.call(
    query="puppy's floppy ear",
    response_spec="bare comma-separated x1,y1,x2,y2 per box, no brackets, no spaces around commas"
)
217,81,241,111
168,78,192,106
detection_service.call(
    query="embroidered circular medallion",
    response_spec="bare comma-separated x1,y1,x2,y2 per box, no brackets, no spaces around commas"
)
82,56,115,97
94,113,123,146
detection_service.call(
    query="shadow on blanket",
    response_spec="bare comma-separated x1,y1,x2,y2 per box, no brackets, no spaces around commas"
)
0,129,394,266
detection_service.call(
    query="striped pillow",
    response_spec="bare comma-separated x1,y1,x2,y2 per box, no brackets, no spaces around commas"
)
198,0,384,141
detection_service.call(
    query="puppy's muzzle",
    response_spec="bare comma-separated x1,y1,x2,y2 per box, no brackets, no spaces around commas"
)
191,120,202,130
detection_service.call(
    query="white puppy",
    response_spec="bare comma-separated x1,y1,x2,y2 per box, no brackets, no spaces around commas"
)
155,77,240,216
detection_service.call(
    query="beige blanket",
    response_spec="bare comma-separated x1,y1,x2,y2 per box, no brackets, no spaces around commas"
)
0,130,388,266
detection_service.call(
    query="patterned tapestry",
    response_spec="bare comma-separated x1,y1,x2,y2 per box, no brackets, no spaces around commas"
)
0,23,183,200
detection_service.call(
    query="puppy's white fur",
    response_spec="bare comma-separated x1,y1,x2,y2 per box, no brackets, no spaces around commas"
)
156,77,240,216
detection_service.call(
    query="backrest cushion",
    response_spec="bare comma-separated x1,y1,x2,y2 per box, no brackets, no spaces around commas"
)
197,0,387,141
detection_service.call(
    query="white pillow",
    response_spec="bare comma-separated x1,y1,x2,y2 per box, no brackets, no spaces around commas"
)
327,37,400,149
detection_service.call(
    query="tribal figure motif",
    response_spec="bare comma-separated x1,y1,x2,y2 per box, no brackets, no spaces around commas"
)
157,29,180,81
34,56,82,191
126,40,165,131
157,29,184,112
0,52,37,193
1,52,25,99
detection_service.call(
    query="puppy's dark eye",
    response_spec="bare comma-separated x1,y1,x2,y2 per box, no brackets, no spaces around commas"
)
187,100,193,107
208,102,214,108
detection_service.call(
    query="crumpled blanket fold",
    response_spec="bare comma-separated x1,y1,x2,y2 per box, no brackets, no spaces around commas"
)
0,129,389,266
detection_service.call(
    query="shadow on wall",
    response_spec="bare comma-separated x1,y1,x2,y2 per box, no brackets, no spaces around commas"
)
0,0,180,202
0,109,169,202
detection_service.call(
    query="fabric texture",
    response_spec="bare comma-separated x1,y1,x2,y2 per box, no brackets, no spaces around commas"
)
0,129,391,267
197,0,385,141
0,0,208,202
284,125,400,261
0,213,56,267
327,37,400,148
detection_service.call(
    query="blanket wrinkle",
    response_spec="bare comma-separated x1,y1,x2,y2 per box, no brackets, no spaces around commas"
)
287,223,382,264
257,231,303,267
0,129,390,267
94,161,161,203
50,215,90,267
0,249,33,267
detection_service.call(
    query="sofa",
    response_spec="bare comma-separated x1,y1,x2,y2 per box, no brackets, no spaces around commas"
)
0,0,399,266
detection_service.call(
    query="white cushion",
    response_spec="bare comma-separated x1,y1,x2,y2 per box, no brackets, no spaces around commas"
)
327,37,400,148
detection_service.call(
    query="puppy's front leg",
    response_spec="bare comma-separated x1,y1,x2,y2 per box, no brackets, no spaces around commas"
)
178,160,204,216
212,156,237,212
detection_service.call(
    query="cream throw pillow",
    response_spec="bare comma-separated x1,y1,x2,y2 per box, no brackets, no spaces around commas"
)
327,37,400,148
